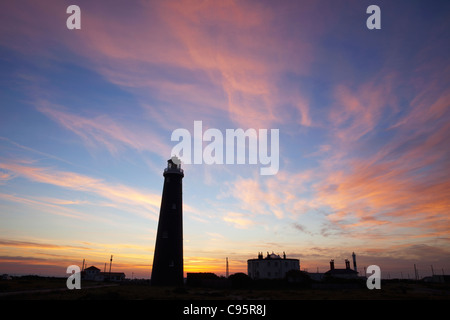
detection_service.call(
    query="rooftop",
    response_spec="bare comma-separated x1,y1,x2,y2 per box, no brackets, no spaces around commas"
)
248,251,299,261
325,268,358,275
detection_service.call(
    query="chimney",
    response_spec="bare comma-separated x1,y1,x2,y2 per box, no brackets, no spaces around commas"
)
330,259,335,270
352,252,357,272
345,259,350,269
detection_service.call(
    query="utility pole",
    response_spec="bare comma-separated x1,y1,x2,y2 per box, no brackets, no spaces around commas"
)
109,255,113,280
414,264,419,281
226,257,229,278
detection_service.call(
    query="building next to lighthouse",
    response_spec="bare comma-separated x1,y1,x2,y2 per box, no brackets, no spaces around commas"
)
247,252,300,280
151,157,184,286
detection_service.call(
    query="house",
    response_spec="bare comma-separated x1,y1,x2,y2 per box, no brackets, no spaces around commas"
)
247,252,300,280
83,266,103,281
324,259,358,279
81,266,125,282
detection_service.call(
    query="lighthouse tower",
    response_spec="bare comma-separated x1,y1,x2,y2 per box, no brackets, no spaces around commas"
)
151,157,184,286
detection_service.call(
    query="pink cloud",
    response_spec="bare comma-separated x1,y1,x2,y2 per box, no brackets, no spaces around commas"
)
1,1,321,132
0,161,162,219
36,101,170,158
315,69,450,240
75,2,316,129
224,170,315,220
159,0,316,129
223,212,255,229
330,78,394,143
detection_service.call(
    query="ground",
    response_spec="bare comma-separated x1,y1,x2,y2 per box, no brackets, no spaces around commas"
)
1,276,450,300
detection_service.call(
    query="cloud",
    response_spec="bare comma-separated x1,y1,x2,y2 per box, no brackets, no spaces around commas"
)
36,101,170,158
314,66,450,240
2,1,317,131
292,223,312,235
0,170,16,184
223,170,315,221
155,0,318,129
0,161,162,219
0,193,90,220
0,239,90,251
329,76,396,143
223,212,255,229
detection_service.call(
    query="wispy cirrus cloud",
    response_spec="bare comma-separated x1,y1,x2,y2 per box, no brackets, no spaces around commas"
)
0,239,91,251
223,212,255,230
330,79,394,142
36,101,170,158
0,160,162,219
315,62,450,240
0,193,91,220
223,59,450,243
136,0,317,129
0,170,16,184
3,0,317,130
223,170,315,220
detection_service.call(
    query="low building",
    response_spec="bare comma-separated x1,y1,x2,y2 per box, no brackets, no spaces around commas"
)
83,266,103,281
423,275,450,283
186,272,230,288
1,274,12,280
324,259,358,279
307,272,325,282
247,252,300,280
81,266,125,282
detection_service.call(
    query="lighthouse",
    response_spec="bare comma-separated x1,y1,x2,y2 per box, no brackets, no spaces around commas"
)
151,156,184,286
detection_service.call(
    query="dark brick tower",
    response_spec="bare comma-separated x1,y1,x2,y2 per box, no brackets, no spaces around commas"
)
151,157,184,286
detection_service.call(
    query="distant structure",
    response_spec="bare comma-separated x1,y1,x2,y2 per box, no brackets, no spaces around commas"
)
324,258,358,279
414,263,419,281
247,252,300,280
352,252,357,273
151,157,184,286
226,257,229,278
109,255,113,275
81,266,125,282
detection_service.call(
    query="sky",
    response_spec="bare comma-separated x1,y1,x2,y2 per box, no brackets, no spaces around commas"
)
0,0,449,280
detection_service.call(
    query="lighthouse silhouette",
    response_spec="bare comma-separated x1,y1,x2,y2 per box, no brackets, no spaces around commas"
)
151,156,184,286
